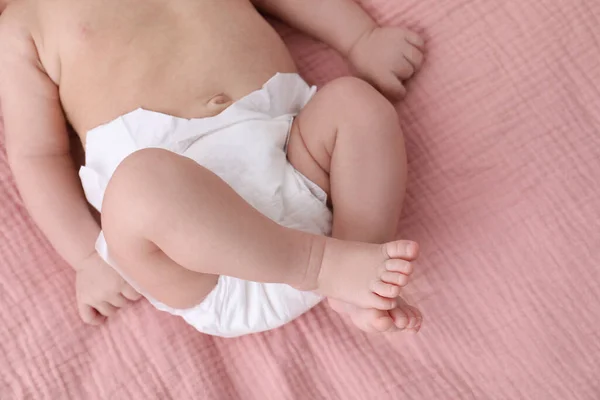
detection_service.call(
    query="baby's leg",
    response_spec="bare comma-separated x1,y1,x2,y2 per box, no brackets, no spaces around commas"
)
101,148,411,310
287,77,422,332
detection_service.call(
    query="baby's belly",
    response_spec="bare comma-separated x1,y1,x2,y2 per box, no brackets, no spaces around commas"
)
50,0,297,140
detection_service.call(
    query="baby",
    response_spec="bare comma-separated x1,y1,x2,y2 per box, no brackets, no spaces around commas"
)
0,0,424,336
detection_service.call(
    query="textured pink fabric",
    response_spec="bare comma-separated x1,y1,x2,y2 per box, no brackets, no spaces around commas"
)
1,0,600,398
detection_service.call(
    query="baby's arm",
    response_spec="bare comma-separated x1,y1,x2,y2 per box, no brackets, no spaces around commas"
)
0,19,99,268
254,0,425,99
0,10,139,324
255,0,377,58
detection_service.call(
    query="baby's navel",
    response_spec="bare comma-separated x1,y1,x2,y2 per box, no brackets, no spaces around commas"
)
208,93,232,106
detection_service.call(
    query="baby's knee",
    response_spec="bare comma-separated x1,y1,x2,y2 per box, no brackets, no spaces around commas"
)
101,149,180,235
323,77,398,121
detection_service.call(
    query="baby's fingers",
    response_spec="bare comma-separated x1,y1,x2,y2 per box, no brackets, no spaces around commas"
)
400,43,424,73
403,30,425,50
78,302,105,326
393,57,415,81
108,293,130,308
96,302,118,317
121,283,142,301
375,73,407,101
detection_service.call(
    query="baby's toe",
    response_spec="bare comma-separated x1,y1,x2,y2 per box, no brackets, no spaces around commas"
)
383,240,419,261
406,307,423,331
381,270,410,287
365,292,397,310
370,312,397,333
395,298,423,332
388,307,410,330
349,308,396,333
371,280,402,298
385,259,413,275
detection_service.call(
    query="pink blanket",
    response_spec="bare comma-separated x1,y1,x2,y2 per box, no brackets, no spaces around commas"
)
1,0,599,398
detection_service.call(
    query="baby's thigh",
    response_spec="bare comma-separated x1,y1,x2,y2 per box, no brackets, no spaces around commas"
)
124,248,219,310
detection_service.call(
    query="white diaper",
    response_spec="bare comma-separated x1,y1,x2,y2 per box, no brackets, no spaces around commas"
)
80,73,332,337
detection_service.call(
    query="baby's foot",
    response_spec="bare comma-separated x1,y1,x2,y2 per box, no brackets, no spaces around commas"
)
387,297,423,332
300,239,417,310
329,297,422,333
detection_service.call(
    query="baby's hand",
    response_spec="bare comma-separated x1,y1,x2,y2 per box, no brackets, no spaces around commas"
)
75,253,142,325
349,27,425,100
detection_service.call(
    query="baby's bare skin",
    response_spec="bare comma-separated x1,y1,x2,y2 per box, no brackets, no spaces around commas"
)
10,0,298,136
0,0,425,333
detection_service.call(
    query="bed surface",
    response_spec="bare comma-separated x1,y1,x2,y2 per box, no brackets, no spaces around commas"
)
1,0,599,398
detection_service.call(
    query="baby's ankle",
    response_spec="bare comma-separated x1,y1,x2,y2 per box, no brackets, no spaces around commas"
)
291,234,328,292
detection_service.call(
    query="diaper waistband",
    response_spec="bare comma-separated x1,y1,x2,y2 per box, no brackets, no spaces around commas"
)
79,73,317,212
